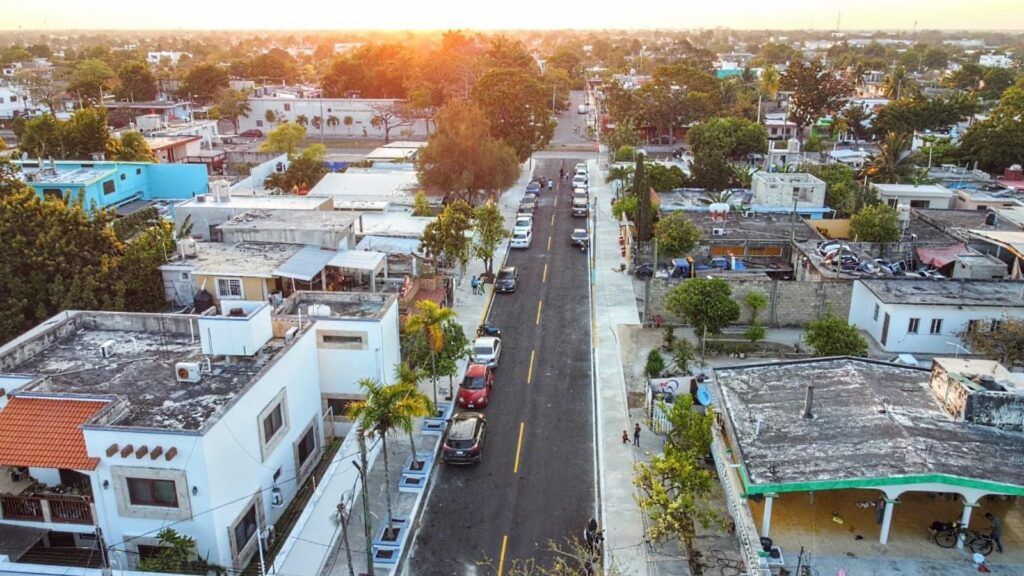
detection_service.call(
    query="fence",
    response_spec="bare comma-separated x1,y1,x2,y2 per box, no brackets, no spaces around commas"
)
0,493,94,525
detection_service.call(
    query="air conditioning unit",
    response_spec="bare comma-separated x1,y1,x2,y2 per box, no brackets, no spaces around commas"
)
194,195,207,203
270,485,284,507
175,361,202,383
712,228,726,236
284,326,299,342
99,339,116,359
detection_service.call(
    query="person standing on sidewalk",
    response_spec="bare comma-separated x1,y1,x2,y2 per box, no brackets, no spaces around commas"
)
633,423,641,447
621,430,629,444
470,275,479,295
986,512,1004,553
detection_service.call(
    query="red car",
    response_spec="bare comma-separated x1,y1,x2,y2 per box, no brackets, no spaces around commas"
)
457,364,494,409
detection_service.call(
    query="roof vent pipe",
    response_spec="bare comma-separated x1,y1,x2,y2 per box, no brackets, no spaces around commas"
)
803,384,814,419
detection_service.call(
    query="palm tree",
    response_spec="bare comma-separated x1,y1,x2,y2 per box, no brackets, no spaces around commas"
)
701,189,735,205
296,114,309,127
343,115,354,135
863,132,915,184
758,66,781,100
882,67,917,100
311,115,322,130
345,377,430,539
404,300,457,409
393,363,433,468
327,115,340,131
606,165,634,195
265,109,277,124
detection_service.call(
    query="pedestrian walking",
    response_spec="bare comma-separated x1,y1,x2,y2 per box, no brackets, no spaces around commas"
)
470,275,480,295
633,423,641,447
875,495,886,525
621,430,629,444
985,512,1004,553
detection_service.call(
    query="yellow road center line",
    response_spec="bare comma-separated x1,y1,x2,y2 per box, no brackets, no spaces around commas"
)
542,263,548,283
498,535,508,576
547,236,552,251
550,213,555,226
536,300,543,325
514,422,525,474
527,350,536,384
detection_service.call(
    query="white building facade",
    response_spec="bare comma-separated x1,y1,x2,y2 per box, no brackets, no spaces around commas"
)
237,97,429,139
848,279,1024,354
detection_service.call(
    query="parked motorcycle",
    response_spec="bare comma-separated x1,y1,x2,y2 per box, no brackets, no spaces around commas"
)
477,324,501,337
583,518,604,556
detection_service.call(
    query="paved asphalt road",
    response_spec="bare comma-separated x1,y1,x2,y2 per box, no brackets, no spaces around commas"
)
407,157,596,575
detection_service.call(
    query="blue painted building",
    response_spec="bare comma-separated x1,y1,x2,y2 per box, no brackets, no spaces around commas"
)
17,160,208,212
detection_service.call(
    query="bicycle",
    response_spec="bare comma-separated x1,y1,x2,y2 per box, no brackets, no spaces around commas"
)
932,522,995,555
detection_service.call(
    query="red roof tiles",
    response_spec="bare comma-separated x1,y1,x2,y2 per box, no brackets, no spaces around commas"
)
0,397,108,471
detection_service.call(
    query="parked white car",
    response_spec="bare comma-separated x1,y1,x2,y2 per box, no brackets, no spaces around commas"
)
471,337,502,368
572,175,587,188
510,229,533,249
513,215,533,235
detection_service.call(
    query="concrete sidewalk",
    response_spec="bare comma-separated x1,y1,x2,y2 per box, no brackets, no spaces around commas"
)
589,153,659,576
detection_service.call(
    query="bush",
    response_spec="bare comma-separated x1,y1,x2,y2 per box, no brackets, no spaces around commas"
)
614,145,637,162
744,321,766,342
671,339,694,374
645,349,666,378
804,315,868,357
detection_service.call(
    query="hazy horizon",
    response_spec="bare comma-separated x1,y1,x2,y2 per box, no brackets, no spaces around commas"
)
4,0,1024,33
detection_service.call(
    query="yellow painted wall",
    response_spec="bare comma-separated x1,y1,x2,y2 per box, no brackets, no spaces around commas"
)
194,274,270,307
808,219,851,240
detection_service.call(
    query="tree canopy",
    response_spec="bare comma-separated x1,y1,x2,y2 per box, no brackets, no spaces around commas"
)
472,201,507,276
179,63,228,104
260,122,307,157
416,100,519,205
654,211,702,257
686,117,768,159
850,204,901,243
665,277,740,336
961,317,1024,368
473,67,555,161
804,315,868,357
780,59,850,138
19,108,111,160
421,200,473,267
116,61,157,101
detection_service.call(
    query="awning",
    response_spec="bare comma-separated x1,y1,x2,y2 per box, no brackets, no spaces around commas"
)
356,235,422,255
916,243,971,268
328,250,387,274
275,245,337,281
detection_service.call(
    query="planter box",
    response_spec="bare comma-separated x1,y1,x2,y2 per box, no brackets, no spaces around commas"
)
422,402,453,435
402,452,434,477
372,516,408,569
398,475,426,493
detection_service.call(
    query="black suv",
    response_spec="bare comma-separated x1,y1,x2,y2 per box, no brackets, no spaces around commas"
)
494,266,518,293
442,413,487,465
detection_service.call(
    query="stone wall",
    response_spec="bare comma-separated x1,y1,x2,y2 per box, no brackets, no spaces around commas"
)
648,277,853,327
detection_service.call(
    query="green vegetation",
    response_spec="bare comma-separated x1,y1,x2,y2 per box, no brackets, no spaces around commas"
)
654,211,702,257
804,315,868,357
850,204,901,243
665,277,741,347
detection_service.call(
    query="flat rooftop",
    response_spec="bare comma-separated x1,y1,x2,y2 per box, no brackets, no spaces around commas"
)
685,211,818,243
1,312,290,431
146,135,202,149
715,358,1024,491
217,209,359,232
308,171,419,203
914,208,1021,235
25,167,115,186
276,291,396,320
859,278,1024,307
176,195,332,211
166,242,301,278
356,212,434,238
873,183,953,197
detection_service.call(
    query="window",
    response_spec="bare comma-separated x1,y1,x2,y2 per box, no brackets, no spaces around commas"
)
873,304,880,321
126,478,179,507
991,319,1003,332
136,168,142,175
317,330,367,350
296,425,317,470
283,103,291,112
256,120,264,127
9,95,16,102
102,179,116,195
216,278,243,300
120,173,127,181
909,200,929,208
233,505,258,554
968,319,980,333
326,397,356,419
887,199,898,208
42,188,63,201
930,318,943,334
137,544,166,563
263,404,284,442
907,318,920,334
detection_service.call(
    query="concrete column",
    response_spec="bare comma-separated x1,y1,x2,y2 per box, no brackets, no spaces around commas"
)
761,495,774,538
879,499,896,545
958,500,978,549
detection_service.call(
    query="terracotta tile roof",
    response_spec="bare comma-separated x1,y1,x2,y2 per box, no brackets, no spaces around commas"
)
0,397,107,471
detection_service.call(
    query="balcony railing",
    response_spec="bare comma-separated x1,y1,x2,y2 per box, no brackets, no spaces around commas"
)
0,493,94,525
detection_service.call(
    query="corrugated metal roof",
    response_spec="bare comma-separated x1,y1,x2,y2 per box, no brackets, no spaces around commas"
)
274,245,337,281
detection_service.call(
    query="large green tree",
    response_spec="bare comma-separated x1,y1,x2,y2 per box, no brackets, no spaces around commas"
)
654,211,701,257
261,122,307,157
780,59,850,141
213,89,252,133
179,63,228,104
420,200,473,268
864,132,916,184
961,81,1024,172
116,61,157,101
634,153,654,242
69,59,117,102
473,68,555,161
321,43,412,98
686,117,768,159
665,277,740,342
804,315,868,357
472,201,507,276
416,100,519,206
264,144,326,193
107,131,156,162
849,204,900,243
249,48,299,83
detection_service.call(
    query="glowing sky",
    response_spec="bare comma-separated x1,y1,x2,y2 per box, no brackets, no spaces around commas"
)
2,0,1022,31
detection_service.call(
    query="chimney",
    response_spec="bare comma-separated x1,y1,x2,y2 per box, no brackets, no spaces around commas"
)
802,384,814,419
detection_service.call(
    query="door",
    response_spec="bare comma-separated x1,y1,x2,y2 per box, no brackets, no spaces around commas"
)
881,313,890,347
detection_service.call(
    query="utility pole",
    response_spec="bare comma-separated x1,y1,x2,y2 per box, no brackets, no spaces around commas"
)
643,237,657,323
790,194,799,244
355,430,376,576
337,500,356,576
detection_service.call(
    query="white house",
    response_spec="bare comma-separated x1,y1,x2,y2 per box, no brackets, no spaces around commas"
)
750,172,826,209
979,54,1013,68
0,304,324,572
873,183,954,210
238,98,429,139
147,51,192,65
848,279,1024,354
0,86,31,119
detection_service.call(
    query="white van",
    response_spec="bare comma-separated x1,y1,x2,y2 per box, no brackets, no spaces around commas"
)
572,198,588,217
572,174,587,188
